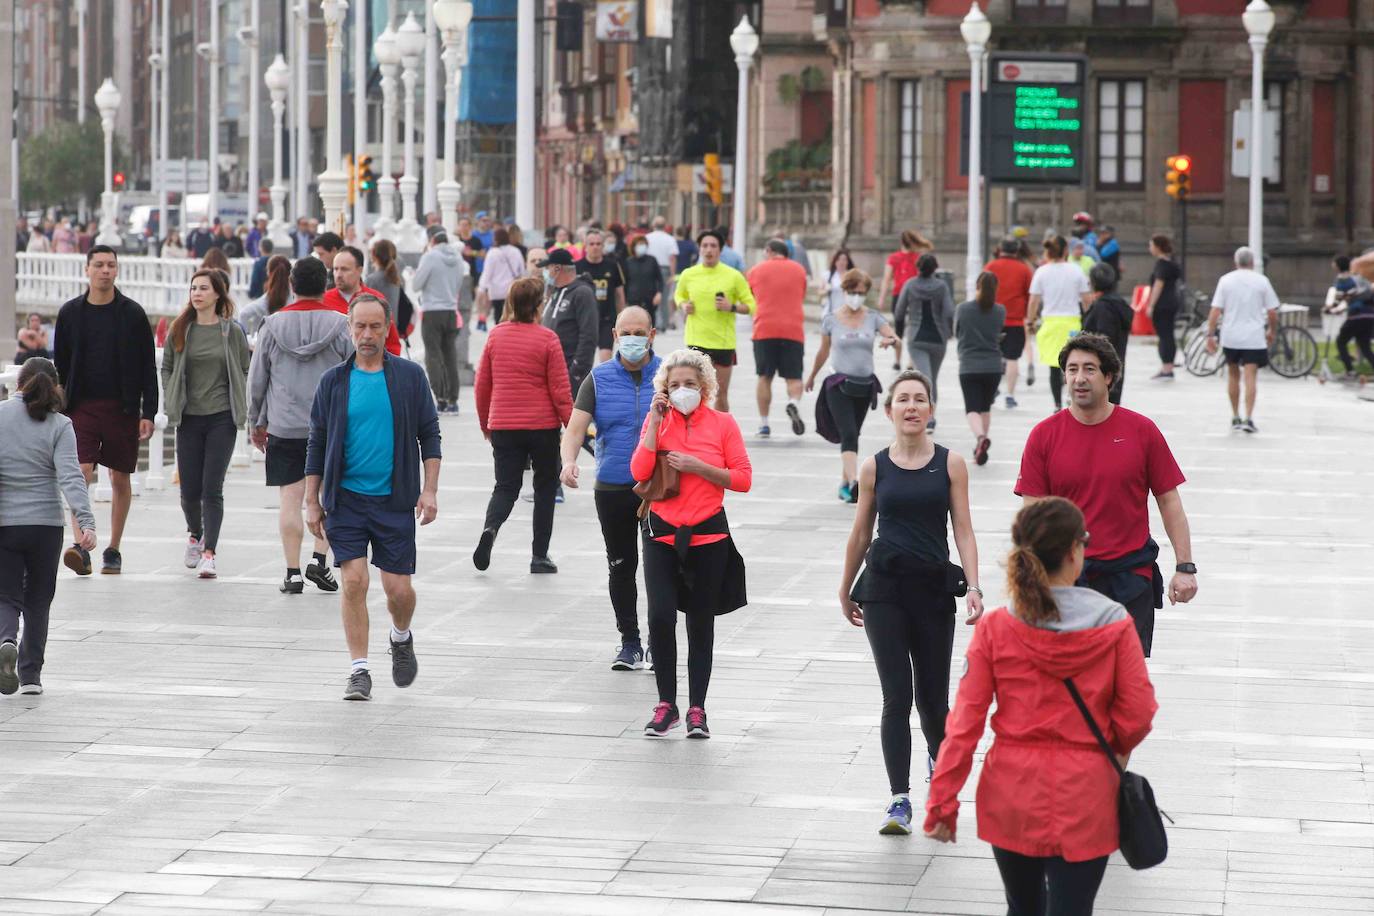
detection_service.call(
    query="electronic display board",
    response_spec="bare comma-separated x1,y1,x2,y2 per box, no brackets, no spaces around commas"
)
984,54,1087,186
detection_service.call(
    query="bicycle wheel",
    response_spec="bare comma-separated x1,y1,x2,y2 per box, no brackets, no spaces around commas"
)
1184,330,1223,377
1269,326,1318,378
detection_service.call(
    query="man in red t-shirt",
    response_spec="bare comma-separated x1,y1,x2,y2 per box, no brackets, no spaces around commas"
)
746,239,809,437
983,238,1035,409
1014,334,1198,656
323,246,403,356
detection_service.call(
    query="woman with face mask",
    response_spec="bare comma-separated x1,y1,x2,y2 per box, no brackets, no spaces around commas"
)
805,270,900,503
623,235,666,328
631,349,752,739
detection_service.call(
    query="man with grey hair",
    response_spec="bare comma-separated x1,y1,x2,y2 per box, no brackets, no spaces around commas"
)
1205,246,1279,433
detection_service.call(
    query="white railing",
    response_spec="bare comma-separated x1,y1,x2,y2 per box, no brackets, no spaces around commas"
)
17,253,259,316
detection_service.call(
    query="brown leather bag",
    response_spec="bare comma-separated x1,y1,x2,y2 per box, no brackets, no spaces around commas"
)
633,451,680,518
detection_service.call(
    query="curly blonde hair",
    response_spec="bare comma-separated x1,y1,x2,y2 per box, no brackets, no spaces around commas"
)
652,348,719,404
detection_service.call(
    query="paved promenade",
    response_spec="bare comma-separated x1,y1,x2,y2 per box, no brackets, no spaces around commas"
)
2,330,1372,915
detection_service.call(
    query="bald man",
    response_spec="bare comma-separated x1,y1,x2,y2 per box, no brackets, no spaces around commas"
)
560,307,659,671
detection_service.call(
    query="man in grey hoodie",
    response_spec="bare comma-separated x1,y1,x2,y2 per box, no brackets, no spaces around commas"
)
412,229,467,413
248,257,354,594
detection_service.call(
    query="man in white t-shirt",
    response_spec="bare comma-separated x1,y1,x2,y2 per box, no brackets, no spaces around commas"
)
1206,246,1279,434
644,216,678,332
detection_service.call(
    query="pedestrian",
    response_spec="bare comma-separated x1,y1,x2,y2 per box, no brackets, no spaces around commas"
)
645,217,678,332
305,294,442,702
25,226,51,253
525,246,547,279
1205,247,1280,434
15,312,51,364
634,349,752,739
473,277,573,575
160,229,187,259
161,269,251,579
240,254,292,338
747,238,809,438
246,213,268,259
52,246,157,576
188,221,215,259
219,223,245,259
1069,238,1095,276
506,223,529,259
877,230,933,371
788,231,813,278
365,238,404,327
247,238,275,300
575,229,628,363
313,232,344,288
806,269,899,502
924,497,1158,915
201,246,232,282
896,253,955,425
473,211,495,250
1082,263,1135,405
983,237,1034,409
1015,332,1198,656
1098,225,1120,273
290,218,314,258
674,230,756,413
1027,235,1091,411
559,306,660,668
819,249,853,319
323,246,403,357
412,230,467,413
955,272,1006,466
623,234,665,328
540,248,599,400
838,369,984,834
247,256,350,595
476,228,526,327
1329,255,1374,377
0,358,97,696
1144,234,1183,381
1071,211,1101,259
52,219,78,254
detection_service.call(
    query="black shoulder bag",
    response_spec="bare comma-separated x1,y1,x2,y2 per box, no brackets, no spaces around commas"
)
1064,678,1172,870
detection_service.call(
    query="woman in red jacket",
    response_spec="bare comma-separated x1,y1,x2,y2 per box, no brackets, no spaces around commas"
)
632,349,752,739
473,277,573,574
924,497,1157,916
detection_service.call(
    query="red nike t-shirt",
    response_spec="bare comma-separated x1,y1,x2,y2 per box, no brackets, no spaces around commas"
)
1014,406,1185,576
887,251,920,301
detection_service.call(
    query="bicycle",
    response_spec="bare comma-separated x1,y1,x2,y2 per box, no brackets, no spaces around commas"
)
1183,327,1224,377
1268,324,1319,378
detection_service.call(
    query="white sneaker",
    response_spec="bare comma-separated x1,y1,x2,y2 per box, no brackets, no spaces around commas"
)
184,536,204,568
18,683,42,695
196,555,217,579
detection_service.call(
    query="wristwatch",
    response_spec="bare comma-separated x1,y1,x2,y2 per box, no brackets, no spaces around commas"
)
1175,563,1197,575
967,584,984,597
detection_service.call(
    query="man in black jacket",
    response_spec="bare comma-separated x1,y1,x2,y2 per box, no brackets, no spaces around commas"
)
53,246,158,576
1083,262,1136,405
538,248,598,398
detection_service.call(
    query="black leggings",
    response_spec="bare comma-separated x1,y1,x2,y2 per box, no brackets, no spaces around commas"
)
176,411,238,551
1337,318,1374,372
992,847,1109,916
862,588,957,794
483,428,560,557
1050,368,1064,410
1154,305,1178,364
643,536,724,708
595,488,642,643
0,525,63,684
824,384,871,453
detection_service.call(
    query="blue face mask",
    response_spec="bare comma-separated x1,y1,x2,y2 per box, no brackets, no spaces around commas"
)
543,269,555,286
617,334,650,363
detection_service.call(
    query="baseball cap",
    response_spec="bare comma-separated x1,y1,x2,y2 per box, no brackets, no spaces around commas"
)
537,249,576,267
1072,211,1094,225
255,211,269,221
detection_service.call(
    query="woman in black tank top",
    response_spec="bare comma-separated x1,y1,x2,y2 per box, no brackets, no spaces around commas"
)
838,370,985,837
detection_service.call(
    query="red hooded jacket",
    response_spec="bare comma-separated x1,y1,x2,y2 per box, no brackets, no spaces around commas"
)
322,285,403,356
925,606,1157,862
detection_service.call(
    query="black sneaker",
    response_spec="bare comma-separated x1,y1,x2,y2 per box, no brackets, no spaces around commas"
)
306,560,338,592
644,701,679,737
280,572,305,594
0,641,18,695
1231,417,1244,431
473,527,497,571
100,548,122,575
786,402,805,436
389,634,418,688
1241,418,1258,434
63,544,92,576
530,556,558,574
343,669,372,701
612,642,644,671
685,706,710,739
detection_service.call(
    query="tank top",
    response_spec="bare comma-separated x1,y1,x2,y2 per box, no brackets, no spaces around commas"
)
874,445,951,564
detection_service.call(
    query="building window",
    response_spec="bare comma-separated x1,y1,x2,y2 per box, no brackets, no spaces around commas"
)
1097,78,1145,189
1094,0,1152,26
897,79,921,187
1264,80,1284,189
1013,0,1068,25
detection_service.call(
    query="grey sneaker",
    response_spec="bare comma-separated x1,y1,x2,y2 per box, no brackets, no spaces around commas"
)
183,536,204,569
101,548,122,575
343,669,372,701
18,682,43,696
64,544,92,576
389,634,418,688
786,402,805,436
0,641,17,695
1231,417,1244,431
1241,418,1258,434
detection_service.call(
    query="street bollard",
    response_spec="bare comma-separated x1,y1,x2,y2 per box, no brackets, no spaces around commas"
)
232,422,253,468
144,410,169,490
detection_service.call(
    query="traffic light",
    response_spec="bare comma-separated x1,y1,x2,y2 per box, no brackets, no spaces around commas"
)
1165,154,1192,200
112,171,126,190
357,155,376,194
704,153,723,207
344,152,355,207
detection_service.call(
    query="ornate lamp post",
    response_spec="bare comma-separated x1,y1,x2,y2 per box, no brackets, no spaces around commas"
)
196,2,222,223
432,0,473,234
961,3,991,299
94,79,123,247
1243,0,1275,273
265,54,294,248
373,22,402,241
240,1,262,229
395,12,427,253
729,17,758,264
317,0,351,233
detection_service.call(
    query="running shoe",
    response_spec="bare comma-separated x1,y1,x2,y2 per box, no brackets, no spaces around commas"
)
1005,396,1018,409
1241,418,1258,434
18,682,43,696
476,319,487,332
757,425,771,439
879,796,914,836
530,556,559,574
473,527,497,571
974,436,991,467
643,701,680,737
1150,371,1175,382
555,485,565,504
64,544,92,576
184,536,204,568
786,402,805,436
847,482,859,505
838,482,853,503
343,669,372,701
280,572,305,594
306,559,339,592
1231,417,1244,431
612,642,645,671
196,555,217,579
389,634,418,687
0,640,17,695
685,706,710,739
101,548,122,575
644,647,654,671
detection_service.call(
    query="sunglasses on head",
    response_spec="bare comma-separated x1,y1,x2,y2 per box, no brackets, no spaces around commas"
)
1079,531,1091,547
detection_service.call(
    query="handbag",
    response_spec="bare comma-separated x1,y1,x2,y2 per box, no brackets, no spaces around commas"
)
633,451,679,518
1064,678,1172,870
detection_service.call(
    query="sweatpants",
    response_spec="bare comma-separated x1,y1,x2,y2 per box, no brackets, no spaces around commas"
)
1154,304,1178,364
595,488,643,643
422,309,461,403
992,847,1109,916
824,384,872,453
1337,318,1374,372
643,536,727,709
175,410,238,551
862,588,957,795
0,525,63,684
907,341,947,403
482,428,560,558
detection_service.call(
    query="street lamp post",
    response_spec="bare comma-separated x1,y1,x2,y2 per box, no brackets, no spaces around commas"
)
76,0,88,123
373,22,402,241
295,0,311,221
961,3,991,300
317,0,351,233
160,0,171,236
395,12,427,253
433,0,473,234
352,0,367,234
515,0,535,230
94,79,123,247
241,1,261,232
729,17,758,265
149,1,162,245
196,3,221,224
1243,0,1275,274
265,54,293,248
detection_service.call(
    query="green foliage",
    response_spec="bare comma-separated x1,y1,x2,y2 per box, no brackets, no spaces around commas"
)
800,66,827,93
19,120,121,211
763,135,834,192
778,74,800,105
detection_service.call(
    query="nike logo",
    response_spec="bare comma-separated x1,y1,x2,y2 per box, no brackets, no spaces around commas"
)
1113,438,1126,443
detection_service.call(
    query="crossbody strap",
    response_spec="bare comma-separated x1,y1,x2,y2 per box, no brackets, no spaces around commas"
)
1064,678,1126,779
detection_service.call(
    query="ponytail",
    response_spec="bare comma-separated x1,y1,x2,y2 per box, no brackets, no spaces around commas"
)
1006,496,1086,625
1007,545,1058,625
17,357,65,421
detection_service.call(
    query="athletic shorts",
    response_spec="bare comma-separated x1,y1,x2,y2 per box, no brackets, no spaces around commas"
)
959,373,1002,414
1000,325,1027,360
753,338,804,380
1224,347,1269,367
597,320,615,350
265,435,308,487
688,345,737,367
69,399,141,474
324,488,417,575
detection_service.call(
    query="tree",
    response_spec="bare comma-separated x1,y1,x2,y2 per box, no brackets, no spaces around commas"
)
19,120,124,212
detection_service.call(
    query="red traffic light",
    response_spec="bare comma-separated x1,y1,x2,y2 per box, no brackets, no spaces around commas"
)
112,171,126,189
1168,154,1192,174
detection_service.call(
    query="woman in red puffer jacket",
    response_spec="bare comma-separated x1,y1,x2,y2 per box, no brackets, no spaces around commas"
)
925,496,1157,915
473,277,573,574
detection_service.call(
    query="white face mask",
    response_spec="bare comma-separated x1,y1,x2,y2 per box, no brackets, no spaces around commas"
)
634,244,648,256
669,386,702,415
844,293,866,311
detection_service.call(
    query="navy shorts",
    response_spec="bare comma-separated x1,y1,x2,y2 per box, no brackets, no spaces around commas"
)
324,488,417,575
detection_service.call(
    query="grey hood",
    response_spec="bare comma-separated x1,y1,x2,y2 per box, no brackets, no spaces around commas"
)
1025,587,1129,633
247,306,354,438
412,243,465,311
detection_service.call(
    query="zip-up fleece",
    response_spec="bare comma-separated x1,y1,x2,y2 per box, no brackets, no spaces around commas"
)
631,403,751,546
247,299,353,438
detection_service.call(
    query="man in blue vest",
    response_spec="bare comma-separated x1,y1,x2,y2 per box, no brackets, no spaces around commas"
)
559,306,660,671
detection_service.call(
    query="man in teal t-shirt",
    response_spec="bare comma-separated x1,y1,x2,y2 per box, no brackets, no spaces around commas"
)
340,365,394,496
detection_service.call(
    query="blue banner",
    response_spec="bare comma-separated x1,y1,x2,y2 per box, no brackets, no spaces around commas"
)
461,0,516,125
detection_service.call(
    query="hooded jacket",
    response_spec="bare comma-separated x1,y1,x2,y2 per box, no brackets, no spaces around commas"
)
925,589,1157,862
411,242,465,312
247,299,354,439
543,276,599,392
896,276,956,345
1083,293,1135,368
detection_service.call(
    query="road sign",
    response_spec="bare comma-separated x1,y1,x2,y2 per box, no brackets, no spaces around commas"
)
984,54,1087,185
153,159,211,193
1230,102,1280,182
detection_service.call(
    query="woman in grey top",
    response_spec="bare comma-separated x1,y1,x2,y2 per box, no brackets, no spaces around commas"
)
805,269,899,503
0,358,96,695
895,253,955,427
954,271,1007,467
